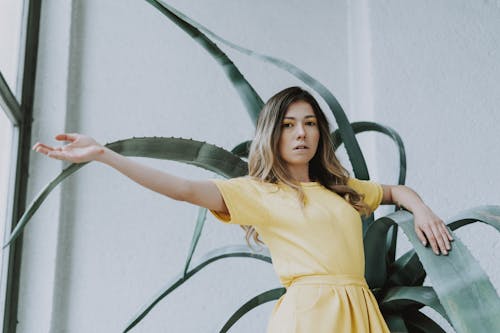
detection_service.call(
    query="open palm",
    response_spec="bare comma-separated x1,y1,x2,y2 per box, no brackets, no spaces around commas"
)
33,133,104,164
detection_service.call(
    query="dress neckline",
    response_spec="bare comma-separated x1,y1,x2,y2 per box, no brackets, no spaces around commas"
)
300,181,321,187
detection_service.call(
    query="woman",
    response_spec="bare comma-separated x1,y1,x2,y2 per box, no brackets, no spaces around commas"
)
33,86,453,332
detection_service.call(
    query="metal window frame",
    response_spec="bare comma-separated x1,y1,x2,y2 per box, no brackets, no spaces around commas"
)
0,0,42,332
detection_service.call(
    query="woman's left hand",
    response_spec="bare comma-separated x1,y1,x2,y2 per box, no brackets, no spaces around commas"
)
413,206,454,255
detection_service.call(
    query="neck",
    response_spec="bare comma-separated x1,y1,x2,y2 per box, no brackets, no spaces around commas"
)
286,165,311,182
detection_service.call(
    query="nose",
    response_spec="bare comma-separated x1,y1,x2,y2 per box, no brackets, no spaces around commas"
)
296,123,306,139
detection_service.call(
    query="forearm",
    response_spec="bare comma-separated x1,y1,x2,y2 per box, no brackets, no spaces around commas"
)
385,185,429,213
96,147,189,201
382,184,453,255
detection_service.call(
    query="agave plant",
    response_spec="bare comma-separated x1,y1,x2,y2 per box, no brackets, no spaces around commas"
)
5,1,500,332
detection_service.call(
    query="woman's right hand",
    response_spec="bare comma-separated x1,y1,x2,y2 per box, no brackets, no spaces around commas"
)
33,133,106,164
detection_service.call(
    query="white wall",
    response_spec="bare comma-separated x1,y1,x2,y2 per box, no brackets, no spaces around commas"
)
17,1,499,332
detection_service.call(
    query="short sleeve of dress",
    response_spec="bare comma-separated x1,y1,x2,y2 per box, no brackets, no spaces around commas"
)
347,178,383,214
209,177,268,226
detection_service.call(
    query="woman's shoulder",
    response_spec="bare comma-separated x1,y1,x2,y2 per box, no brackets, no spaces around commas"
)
218,176,279,193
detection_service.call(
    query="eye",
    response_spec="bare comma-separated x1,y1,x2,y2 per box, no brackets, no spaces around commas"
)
305,121,317,126
282,122,294,128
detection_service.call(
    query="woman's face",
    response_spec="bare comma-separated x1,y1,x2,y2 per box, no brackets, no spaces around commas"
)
278,100,320,169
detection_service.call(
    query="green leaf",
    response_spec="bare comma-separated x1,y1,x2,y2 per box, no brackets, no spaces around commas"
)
231,140,251,158
150,0,369,181
388,205,500,289
123,245,271,332
388,249,424,287
331,121,406,186
363,215,394,288
402,310,447,333
447,205,500,232
183,207,207,276
4,137,248,248
381,210,500,333
380,286,448,321
143,0,263,125
219,288,285,333
333,121,407,260
383,314,409,333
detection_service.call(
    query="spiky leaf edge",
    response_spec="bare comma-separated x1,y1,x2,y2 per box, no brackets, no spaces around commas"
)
4,137,247,248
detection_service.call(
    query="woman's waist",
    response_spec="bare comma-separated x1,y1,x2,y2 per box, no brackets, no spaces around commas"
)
283,273,368,289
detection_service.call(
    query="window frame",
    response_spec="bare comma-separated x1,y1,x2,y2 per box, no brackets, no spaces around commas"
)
0,0,42,332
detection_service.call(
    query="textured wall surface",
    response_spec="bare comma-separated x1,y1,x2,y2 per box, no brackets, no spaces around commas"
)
369,1,500,331
17,1,499,332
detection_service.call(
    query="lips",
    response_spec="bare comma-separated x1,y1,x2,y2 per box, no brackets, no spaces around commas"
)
293,144,308,150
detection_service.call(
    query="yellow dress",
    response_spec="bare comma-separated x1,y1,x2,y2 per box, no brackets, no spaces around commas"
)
210,177,390,333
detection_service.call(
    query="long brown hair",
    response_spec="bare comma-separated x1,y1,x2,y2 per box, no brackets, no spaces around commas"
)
243,86,369,247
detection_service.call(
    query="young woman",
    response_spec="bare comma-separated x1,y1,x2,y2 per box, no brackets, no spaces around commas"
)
33,86,453,332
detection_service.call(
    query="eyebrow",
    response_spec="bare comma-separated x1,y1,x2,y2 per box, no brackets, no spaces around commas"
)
283,115,317,120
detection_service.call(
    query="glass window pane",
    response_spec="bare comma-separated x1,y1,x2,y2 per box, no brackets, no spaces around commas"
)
0,108,14,255
0,0,25,94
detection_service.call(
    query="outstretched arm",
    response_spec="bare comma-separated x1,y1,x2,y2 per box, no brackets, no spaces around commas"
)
381,184,453,256
33,133,228,214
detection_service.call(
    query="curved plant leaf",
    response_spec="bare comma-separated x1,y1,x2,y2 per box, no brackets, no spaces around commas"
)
123,245,271,332
363,215,394,288
150,0,369,181
4,137,248,248
380,286,448,322
381,210,500,333
384,314,409,333
447,205,500,232
333,121,407,263
144,0,263,125
331,121,406,186
219,287,285,333
402,310,447,333
389,205,500,288
231,140,251,158
183,206,207,276
388,249,424,287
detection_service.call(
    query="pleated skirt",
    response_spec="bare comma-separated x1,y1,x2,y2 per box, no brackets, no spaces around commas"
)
266,274,390,333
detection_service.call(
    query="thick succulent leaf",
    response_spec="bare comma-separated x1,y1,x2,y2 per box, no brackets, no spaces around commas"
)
107,137,248,178
3,162,86,248
4,137,248,248
219,288,285,333
363,215,394,288
402,310,447,333
231,140,251,158
0,70,22,124
144,0,263,124
381,210,500,333
389,205,500,288
383,314,408,333
447,205,500,232
153,1,368,180
123,245,271,332
331,121,406,186
380,286,448,321
388,248,424,287
333,121,407,260
183,207,207,276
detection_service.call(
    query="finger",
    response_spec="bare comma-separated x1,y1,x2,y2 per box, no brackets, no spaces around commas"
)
444,225,454,241
47,150,67,160
431,224,447,255
33,144,56,155
414,227,427,246
439,224,452,250
33,144,65,156
422,225,439,255
33,143,55,151
55,133,78,142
